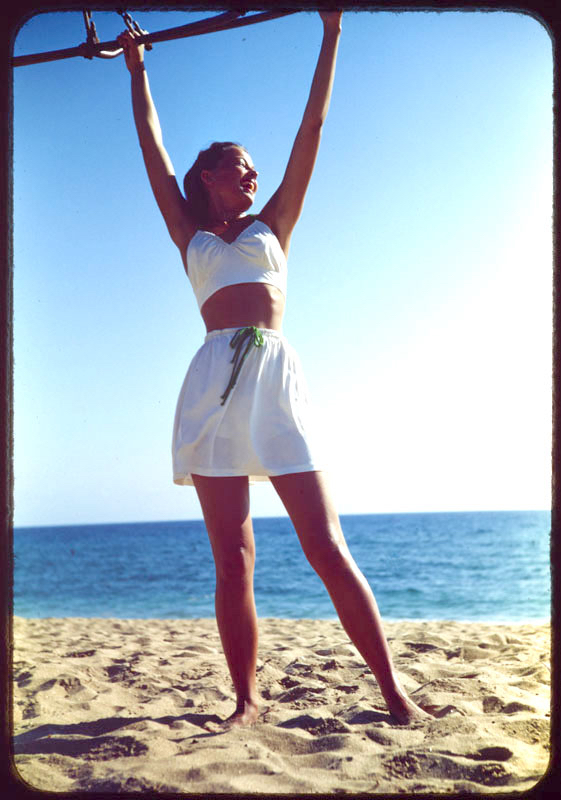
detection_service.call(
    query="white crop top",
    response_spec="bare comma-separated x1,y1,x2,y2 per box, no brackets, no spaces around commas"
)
185,219,287,310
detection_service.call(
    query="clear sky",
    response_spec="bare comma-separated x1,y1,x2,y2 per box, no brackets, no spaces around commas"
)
12,8,553,527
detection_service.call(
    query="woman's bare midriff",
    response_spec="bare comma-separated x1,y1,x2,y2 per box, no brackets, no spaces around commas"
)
200,282,285,333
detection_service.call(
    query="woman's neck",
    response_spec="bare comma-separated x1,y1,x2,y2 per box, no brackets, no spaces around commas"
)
206,196,252,229
207,211,251,231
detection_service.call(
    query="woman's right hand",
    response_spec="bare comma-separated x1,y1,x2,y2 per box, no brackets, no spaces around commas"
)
319,10,343,31
117,29,145,73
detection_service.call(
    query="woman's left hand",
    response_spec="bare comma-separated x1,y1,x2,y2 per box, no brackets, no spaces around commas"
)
117,29,145,73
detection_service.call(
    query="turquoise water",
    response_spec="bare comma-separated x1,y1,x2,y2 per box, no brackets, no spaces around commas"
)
13,511,550,621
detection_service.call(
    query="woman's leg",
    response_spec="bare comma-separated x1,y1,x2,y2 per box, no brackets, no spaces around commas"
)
269,470,429,724
192,474,260,726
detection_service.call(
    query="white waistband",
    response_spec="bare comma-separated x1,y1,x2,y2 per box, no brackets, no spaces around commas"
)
204,326,284,343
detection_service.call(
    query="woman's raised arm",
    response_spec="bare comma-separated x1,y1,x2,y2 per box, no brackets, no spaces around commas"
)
260,11,342,253
118,30,196,252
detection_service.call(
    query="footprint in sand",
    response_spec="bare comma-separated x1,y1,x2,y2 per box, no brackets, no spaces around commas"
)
334,684,359,694
383,751,512,787
277,714,351,736
465,746,513,761
345,707,385,725
502,701,538,715
482,696,537,715
22,700,41,719
65,649,97,658
14,734,148,761
321,659,343,671
14,670,34,688
104,664,141,683
278,686,326,703
501,717,550,745
423,704,465,718
482,695,504,713
278,676,300,689
402,642,441,654
34,675,92,698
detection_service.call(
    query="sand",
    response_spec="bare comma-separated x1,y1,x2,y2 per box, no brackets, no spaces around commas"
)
12,616,550,794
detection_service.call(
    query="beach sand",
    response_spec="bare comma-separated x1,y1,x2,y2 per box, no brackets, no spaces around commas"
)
12,617,550,794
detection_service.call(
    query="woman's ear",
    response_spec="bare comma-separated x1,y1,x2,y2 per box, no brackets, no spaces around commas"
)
200,169,213,187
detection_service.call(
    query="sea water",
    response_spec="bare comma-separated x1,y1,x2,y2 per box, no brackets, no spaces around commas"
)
13,511,550,622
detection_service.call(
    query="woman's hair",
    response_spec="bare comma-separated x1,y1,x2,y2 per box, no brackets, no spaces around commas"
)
183,141,243,227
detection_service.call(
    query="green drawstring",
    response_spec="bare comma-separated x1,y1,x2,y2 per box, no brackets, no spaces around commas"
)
220,326,265,406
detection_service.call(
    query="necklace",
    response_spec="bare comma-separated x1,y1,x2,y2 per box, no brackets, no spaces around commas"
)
212,214,248,231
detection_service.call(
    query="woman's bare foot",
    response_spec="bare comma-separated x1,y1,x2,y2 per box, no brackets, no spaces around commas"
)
385,687,433,725
223,699,260,729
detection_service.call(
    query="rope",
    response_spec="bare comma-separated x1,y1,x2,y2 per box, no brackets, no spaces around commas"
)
220,327,264,406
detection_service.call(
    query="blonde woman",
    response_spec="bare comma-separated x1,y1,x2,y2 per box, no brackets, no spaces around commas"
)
119,12,428,727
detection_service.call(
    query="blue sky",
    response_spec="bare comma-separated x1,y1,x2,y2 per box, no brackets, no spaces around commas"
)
12,8,552,526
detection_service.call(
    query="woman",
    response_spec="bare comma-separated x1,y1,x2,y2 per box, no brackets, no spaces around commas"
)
119,12,428,727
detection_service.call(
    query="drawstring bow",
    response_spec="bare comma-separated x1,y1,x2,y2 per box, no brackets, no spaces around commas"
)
220,326,264,405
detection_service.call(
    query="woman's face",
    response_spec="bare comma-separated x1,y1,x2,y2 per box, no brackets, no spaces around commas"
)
203,147,259,207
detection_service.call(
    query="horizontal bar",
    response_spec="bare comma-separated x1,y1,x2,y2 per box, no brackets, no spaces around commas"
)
12,9,298,68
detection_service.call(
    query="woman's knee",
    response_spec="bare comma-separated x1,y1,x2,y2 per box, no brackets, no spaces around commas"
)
192,474,255,588
304,533,353,581
214,541,255,587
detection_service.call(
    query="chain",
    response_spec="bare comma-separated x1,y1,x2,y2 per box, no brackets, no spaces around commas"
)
81,9,152,60
82,10,99,60
117,9,152,50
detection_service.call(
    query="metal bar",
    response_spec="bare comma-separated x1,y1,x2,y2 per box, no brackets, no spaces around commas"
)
12,9,241,67
13,43,92,67
12,9,298,68
131,9,297,45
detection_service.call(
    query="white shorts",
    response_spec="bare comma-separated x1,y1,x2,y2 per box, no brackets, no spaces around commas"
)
172,328,323,485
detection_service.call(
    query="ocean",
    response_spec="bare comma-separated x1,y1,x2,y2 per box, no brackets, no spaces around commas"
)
13,511,550,622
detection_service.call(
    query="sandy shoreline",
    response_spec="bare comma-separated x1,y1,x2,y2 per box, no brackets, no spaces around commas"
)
12,616,550,794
